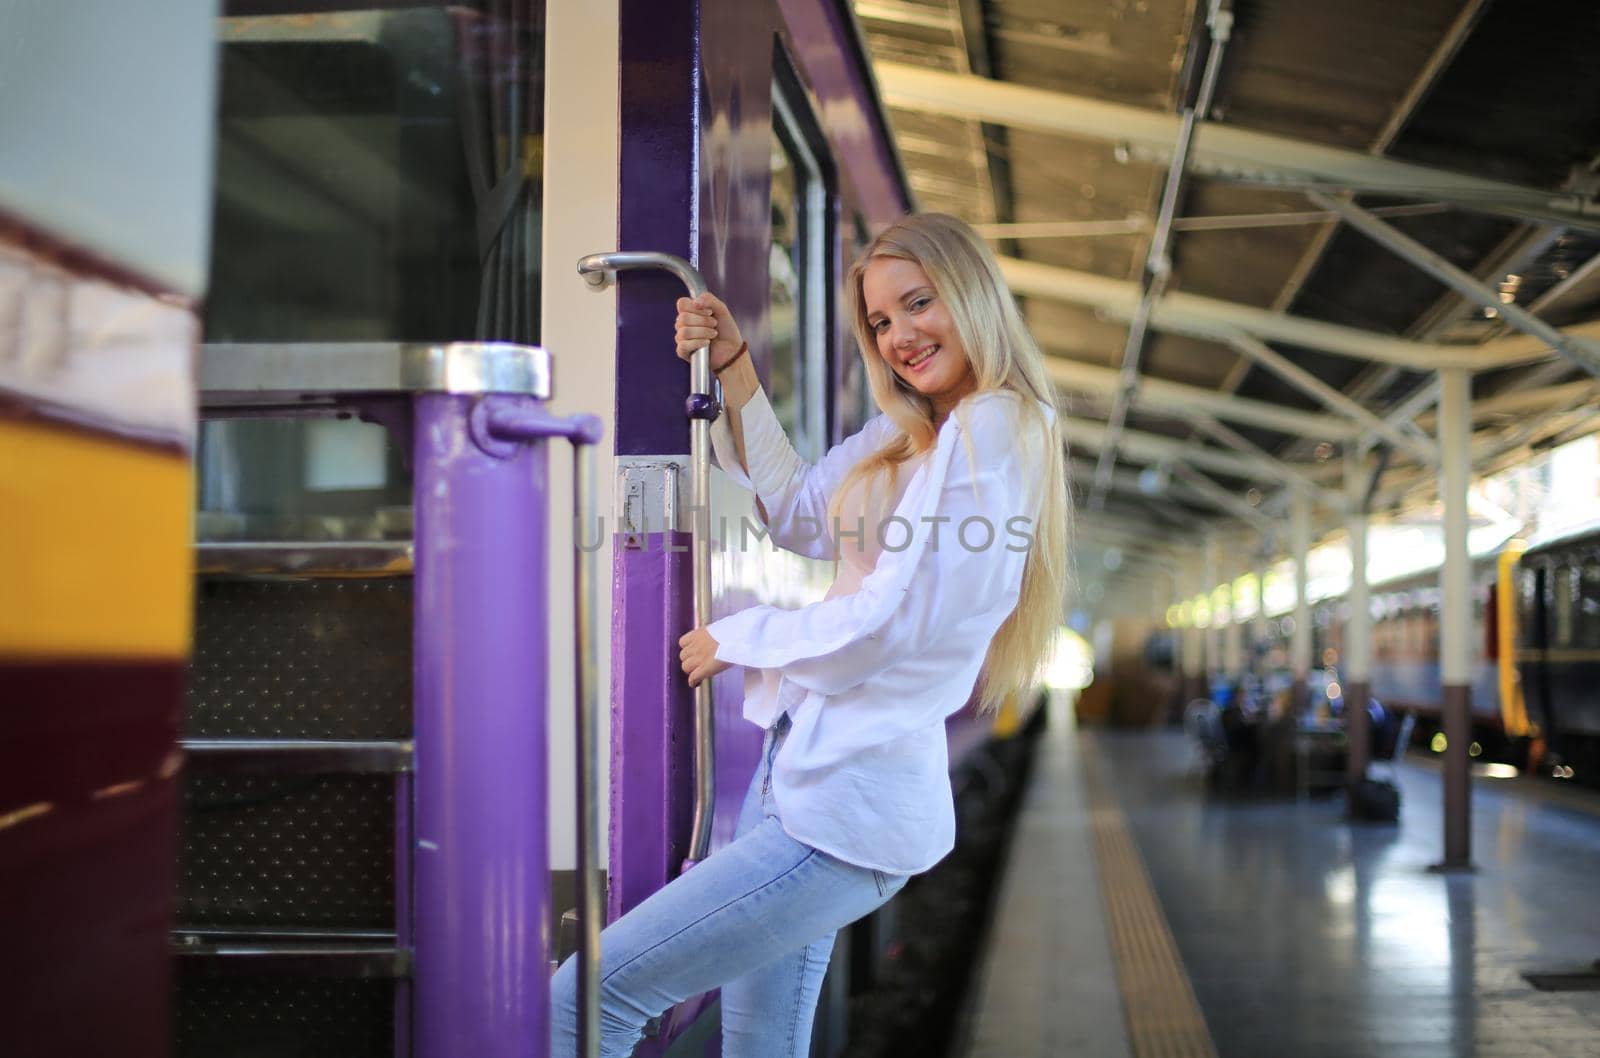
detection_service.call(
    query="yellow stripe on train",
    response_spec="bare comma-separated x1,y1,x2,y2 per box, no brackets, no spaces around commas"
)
0,419,192,659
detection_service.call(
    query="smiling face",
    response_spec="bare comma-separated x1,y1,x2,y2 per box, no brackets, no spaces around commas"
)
861,256,977,418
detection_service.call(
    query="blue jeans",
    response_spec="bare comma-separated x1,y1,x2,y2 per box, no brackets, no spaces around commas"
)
550,716,908,1057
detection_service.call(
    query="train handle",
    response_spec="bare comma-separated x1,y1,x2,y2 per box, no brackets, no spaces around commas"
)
576,251,718,873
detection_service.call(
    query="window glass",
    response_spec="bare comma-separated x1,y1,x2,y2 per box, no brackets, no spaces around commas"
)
1520,566,1540,645
197,3,545,539
1552,565,1576,647
838,211,876,439
768,135,802,454
1582,562,1600,648
769,83,828,464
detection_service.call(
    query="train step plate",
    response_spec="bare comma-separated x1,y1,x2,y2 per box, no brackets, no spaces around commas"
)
183,739,413,774
173,931,410,979
197,541,413,577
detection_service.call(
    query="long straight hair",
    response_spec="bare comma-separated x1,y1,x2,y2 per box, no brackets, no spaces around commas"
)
832,213,1071,715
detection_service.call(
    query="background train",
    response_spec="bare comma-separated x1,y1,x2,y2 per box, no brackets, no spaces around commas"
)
3,2,1040,1056
1203,521,1600,787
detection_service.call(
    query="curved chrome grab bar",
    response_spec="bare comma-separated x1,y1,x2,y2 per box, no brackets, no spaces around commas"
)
576,252,717,872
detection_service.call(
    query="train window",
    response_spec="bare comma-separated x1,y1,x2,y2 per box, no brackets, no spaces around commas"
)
769,74,829,464
1582,563,1600,648
1520,567,1541,646
837,211,877,439
197,3,546,538
1483,583,1498,660
1552,565,1576,647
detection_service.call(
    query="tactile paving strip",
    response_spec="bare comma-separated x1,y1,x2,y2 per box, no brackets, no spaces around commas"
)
1082,754,1218,1058
187,577,412,740
178,773,395,929
175,977,392,1058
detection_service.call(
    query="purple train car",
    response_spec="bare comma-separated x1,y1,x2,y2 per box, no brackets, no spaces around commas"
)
4,2,1011,1056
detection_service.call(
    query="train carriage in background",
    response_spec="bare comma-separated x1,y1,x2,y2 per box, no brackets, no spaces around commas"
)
5,2,1028,1056
1514,522,1600,781
1,2,217,1054
1299,524,1600,785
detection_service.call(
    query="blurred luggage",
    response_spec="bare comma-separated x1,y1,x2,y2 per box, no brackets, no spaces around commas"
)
1349,777,1401,822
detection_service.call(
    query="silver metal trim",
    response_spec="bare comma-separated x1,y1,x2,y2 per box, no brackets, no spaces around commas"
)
577,252,716,869
574,440,603,1058
196,541,415,576
615,457,689,535
199,341,552,401
171,936,412,978
181,739,415,774
176,927,396,942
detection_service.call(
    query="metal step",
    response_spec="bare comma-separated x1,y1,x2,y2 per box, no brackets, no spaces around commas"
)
184,739,413,775
197,541,414,577
173,929,410,979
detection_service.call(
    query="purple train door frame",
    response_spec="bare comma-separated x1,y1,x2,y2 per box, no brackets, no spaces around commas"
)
601,0,909,1052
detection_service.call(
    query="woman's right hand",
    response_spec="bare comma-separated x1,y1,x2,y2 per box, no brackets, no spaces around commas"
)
674,292,745,371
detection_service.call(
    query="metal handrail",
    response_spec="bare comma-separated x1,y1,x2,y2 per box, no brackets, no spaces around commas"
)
576,251,718,872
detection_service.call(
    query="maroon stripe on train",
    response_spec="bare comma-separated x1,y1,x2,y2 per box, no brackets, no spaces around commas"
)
0,659,183,1058
0,215,196,305
0,391,191,458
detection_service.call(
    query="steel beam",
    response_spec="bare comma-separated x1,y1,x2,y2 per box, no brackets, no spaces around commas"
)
1000,255,1486,370
1191,413,1341,506
1090,3,1233,510
876,63,1600,231
1381,377,1442,435
1171,463,1276,533
973,203,1451,241
1470,317,1600,368
1060,416,1312,483
1459,378,1599,420
855,0,958,31
1069,460,1264,529
1267,0,1493,313
953,0,1019,259
1044,353,1357,438
1226,334,1440,463
1310,192,1600,379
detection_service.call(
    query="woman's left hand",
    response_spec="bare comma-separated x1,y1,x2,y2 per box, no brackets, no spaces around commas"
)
678,627,731,688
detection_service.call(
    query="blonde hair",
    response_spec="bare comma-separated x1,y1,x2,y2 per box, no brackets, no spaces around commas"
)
833,212,1071,716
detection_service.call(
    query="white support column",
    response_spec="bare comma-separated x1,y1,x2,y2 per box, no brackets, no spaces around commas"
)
1204,534,1221,687
1344,448,1373,784
1254,542,1270,660
1290,489,1313,713
1439,368,1474,867
1182,552,1204,702
1223,551,1244,679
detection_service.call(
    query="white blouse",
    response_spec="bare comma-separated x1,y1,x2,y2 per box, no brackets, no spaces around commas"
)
707,385,1048,874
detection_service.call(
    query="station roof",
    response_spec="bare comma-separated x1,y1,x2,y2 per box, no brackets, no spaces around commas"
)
850,0,1600,606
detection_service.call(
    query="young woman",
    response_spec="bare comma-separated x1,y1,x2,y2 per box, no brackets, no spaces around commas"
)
551,212,1069,1058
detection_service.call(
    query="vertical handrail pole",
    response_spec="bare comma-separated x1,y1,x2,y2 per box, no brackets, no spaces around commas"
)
576,251,717,867
572,439,603,1058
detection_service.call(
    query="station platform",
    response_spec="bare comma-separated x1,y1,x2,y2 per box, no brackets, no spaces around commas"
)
960,708,1600,1058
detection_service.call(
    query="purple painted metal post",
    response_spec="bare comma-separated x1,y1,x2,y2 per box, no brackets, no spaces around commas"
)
413,392,553,1058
